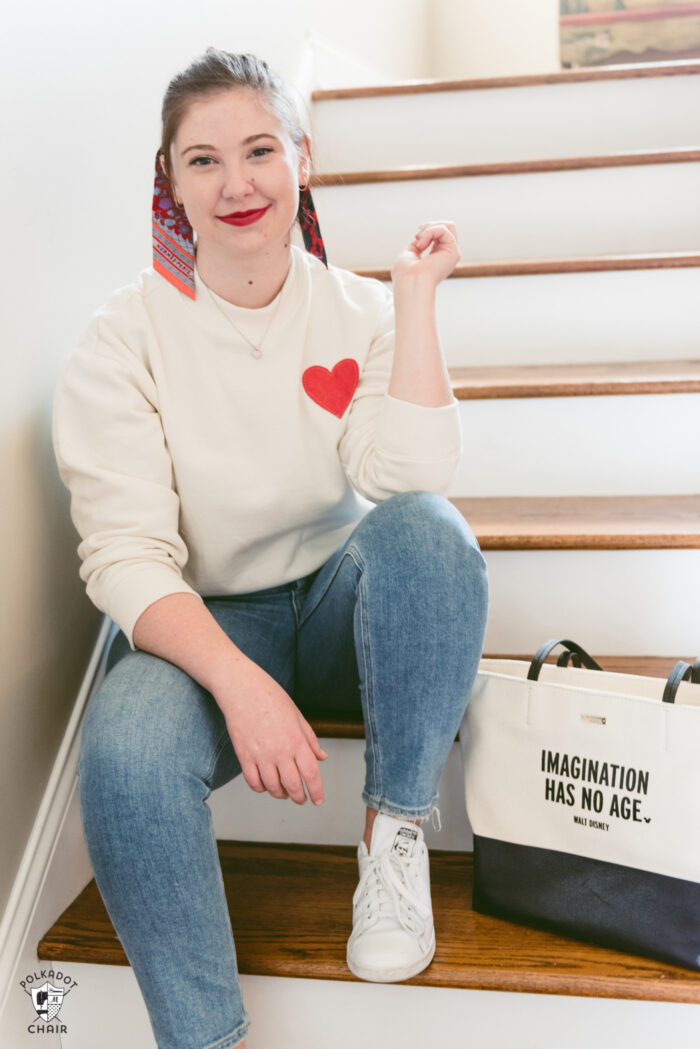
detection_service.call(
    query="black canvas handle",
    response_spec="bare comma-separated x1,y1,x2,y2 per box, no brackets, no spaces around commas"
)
557,649,582,668
527,639,604,681
662,658,700,704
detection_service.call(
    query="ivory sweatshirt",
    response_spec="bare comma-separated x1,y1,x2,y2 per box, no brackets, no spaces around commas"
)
53,245,462,648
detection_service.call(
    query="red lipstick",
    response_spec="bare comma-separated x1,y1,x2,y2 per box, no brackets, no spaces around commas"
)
218,206,271,227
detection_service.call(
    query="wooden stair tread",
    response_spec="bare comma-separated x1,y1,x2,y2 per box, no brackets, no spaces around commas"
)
450,360,700,399
354,251,700,281
37,842,700,1003
312,60,700,101
312,147,700,187
451,495,700,550
303,706,365,738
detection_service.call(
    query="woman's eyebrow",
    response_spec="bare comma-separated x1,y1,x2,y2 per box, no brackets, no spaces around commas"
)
242,133,280,145
181,133,280,156
181,144,216,155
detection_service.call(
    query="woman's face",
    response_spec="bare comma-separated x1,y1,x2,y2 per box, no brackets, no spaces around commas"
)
167,87,310,261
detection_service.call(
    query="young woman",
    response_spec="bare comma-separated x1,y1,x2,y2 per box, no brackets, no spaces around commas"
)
53,49,488,1049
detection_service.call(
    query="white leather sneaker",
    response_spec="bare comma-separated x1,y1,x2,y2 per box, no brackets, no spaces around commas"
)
346,812,436,982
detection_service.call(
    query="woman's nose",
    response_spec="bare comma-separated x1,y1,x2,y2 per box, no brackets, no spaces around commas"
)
221,163,254,200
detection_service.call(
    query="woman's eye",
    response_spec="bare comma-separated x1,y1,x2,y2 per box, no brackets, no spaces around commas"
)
251,147,273,158
190,156,215,167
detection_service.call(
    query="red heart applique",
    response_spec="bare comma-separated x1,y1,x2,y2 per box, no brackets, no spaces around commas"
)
302,359,359,419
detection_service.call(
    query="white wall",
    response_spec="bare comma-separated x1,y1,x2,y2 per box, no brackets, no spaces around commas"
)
431,0,561,78
0,0,428,928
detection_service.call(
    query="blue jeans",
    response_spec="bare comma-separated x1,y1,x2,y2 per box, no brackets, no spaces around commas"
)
78,492,489,1049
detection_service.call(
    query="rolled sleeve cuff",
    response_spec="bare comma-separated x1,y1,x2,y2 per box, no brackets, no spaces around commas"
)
374,392,462,462
105,566,203,650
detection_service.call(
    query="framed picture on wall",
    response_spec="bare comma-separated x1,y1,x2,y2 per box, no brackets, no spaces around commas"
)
560,0,700,67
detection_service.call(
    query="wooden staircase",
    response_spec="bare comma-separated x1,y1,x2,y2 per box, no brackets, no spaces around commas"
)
37,60,700,1047
39,654,700,1010
39,838,700,1005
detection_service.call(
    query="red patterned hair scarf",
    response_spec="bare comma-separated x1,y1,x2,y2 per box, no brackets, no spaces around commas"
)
152,153,196,298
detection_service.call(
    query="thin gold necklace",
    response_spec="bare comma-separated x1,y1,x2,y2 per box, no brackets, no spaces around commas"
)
201,267,289,360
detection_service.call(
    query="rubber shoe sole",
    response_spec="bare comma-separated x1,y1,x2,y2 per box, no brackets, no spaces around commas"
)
346,931,436,983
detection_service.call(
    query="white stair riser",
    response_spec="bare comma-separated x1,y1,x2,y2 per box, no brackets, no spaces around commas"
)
450,393,700,497
243,977,699,1049
314,161,700,268
312,75,700,172
208,740,471,852
52,965,153,1049
57,965,700,1049
431,266,700,368
481,549,700,655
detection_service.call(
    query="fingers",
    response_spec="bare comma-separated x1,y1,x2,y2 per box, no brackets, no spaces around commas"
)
242,757,290,800
257,754,324,807
280,718,327,804
247,745,325,806
278,759,306,805
236,712,327,806
241,761,267,794
413,221,458,246
300,718,328,761
258,762,291,801
416,220,457,232
296,750,325,806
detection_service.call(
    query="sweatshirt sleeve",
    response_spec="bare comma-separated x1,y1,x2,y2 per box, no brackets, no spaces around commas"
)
338,285,462,503
52,313,202,649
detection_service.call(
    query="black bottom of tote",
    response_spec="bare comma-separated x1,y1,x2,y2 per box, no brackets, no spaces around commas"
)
473,836,700,972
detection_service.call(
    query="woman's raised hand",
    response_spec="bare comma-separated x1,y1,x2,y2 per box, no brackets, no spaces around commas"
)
390,220,461,288
216,661,328,805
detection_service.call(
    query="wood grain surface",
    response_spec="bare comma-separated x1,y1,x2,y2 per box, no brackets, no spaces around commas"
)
353,251,700,282
452,495,700,550
449,360,700,399
311,148,700,187
312,60,700,101
37,842,700,1002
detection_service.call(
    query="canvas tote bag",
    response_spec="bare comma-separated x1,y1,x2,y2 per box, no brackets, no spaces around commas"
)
459,639,700,970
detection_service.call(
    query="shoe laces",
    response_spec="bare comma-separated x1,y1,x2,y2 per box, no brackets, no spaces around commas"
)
353,846,431,937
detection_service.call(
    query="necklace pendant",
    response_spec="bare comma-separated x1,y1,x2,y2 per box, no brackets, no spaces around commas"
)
250,346,263,359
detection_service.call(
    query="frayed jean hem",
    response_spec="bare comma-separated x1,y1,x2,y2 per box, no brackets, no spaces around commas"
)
198,1018,250,1049
362,791,440,826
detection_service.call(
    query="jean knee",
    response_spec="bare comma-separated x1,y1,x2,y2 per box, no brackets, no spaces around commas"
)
79,695,158,823
78,652,219,820
356,490,484,567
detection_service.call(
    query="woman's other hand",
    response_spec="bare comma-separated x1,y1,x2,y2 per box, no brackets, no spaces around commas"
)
391,220,461,289
216,662,328,805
